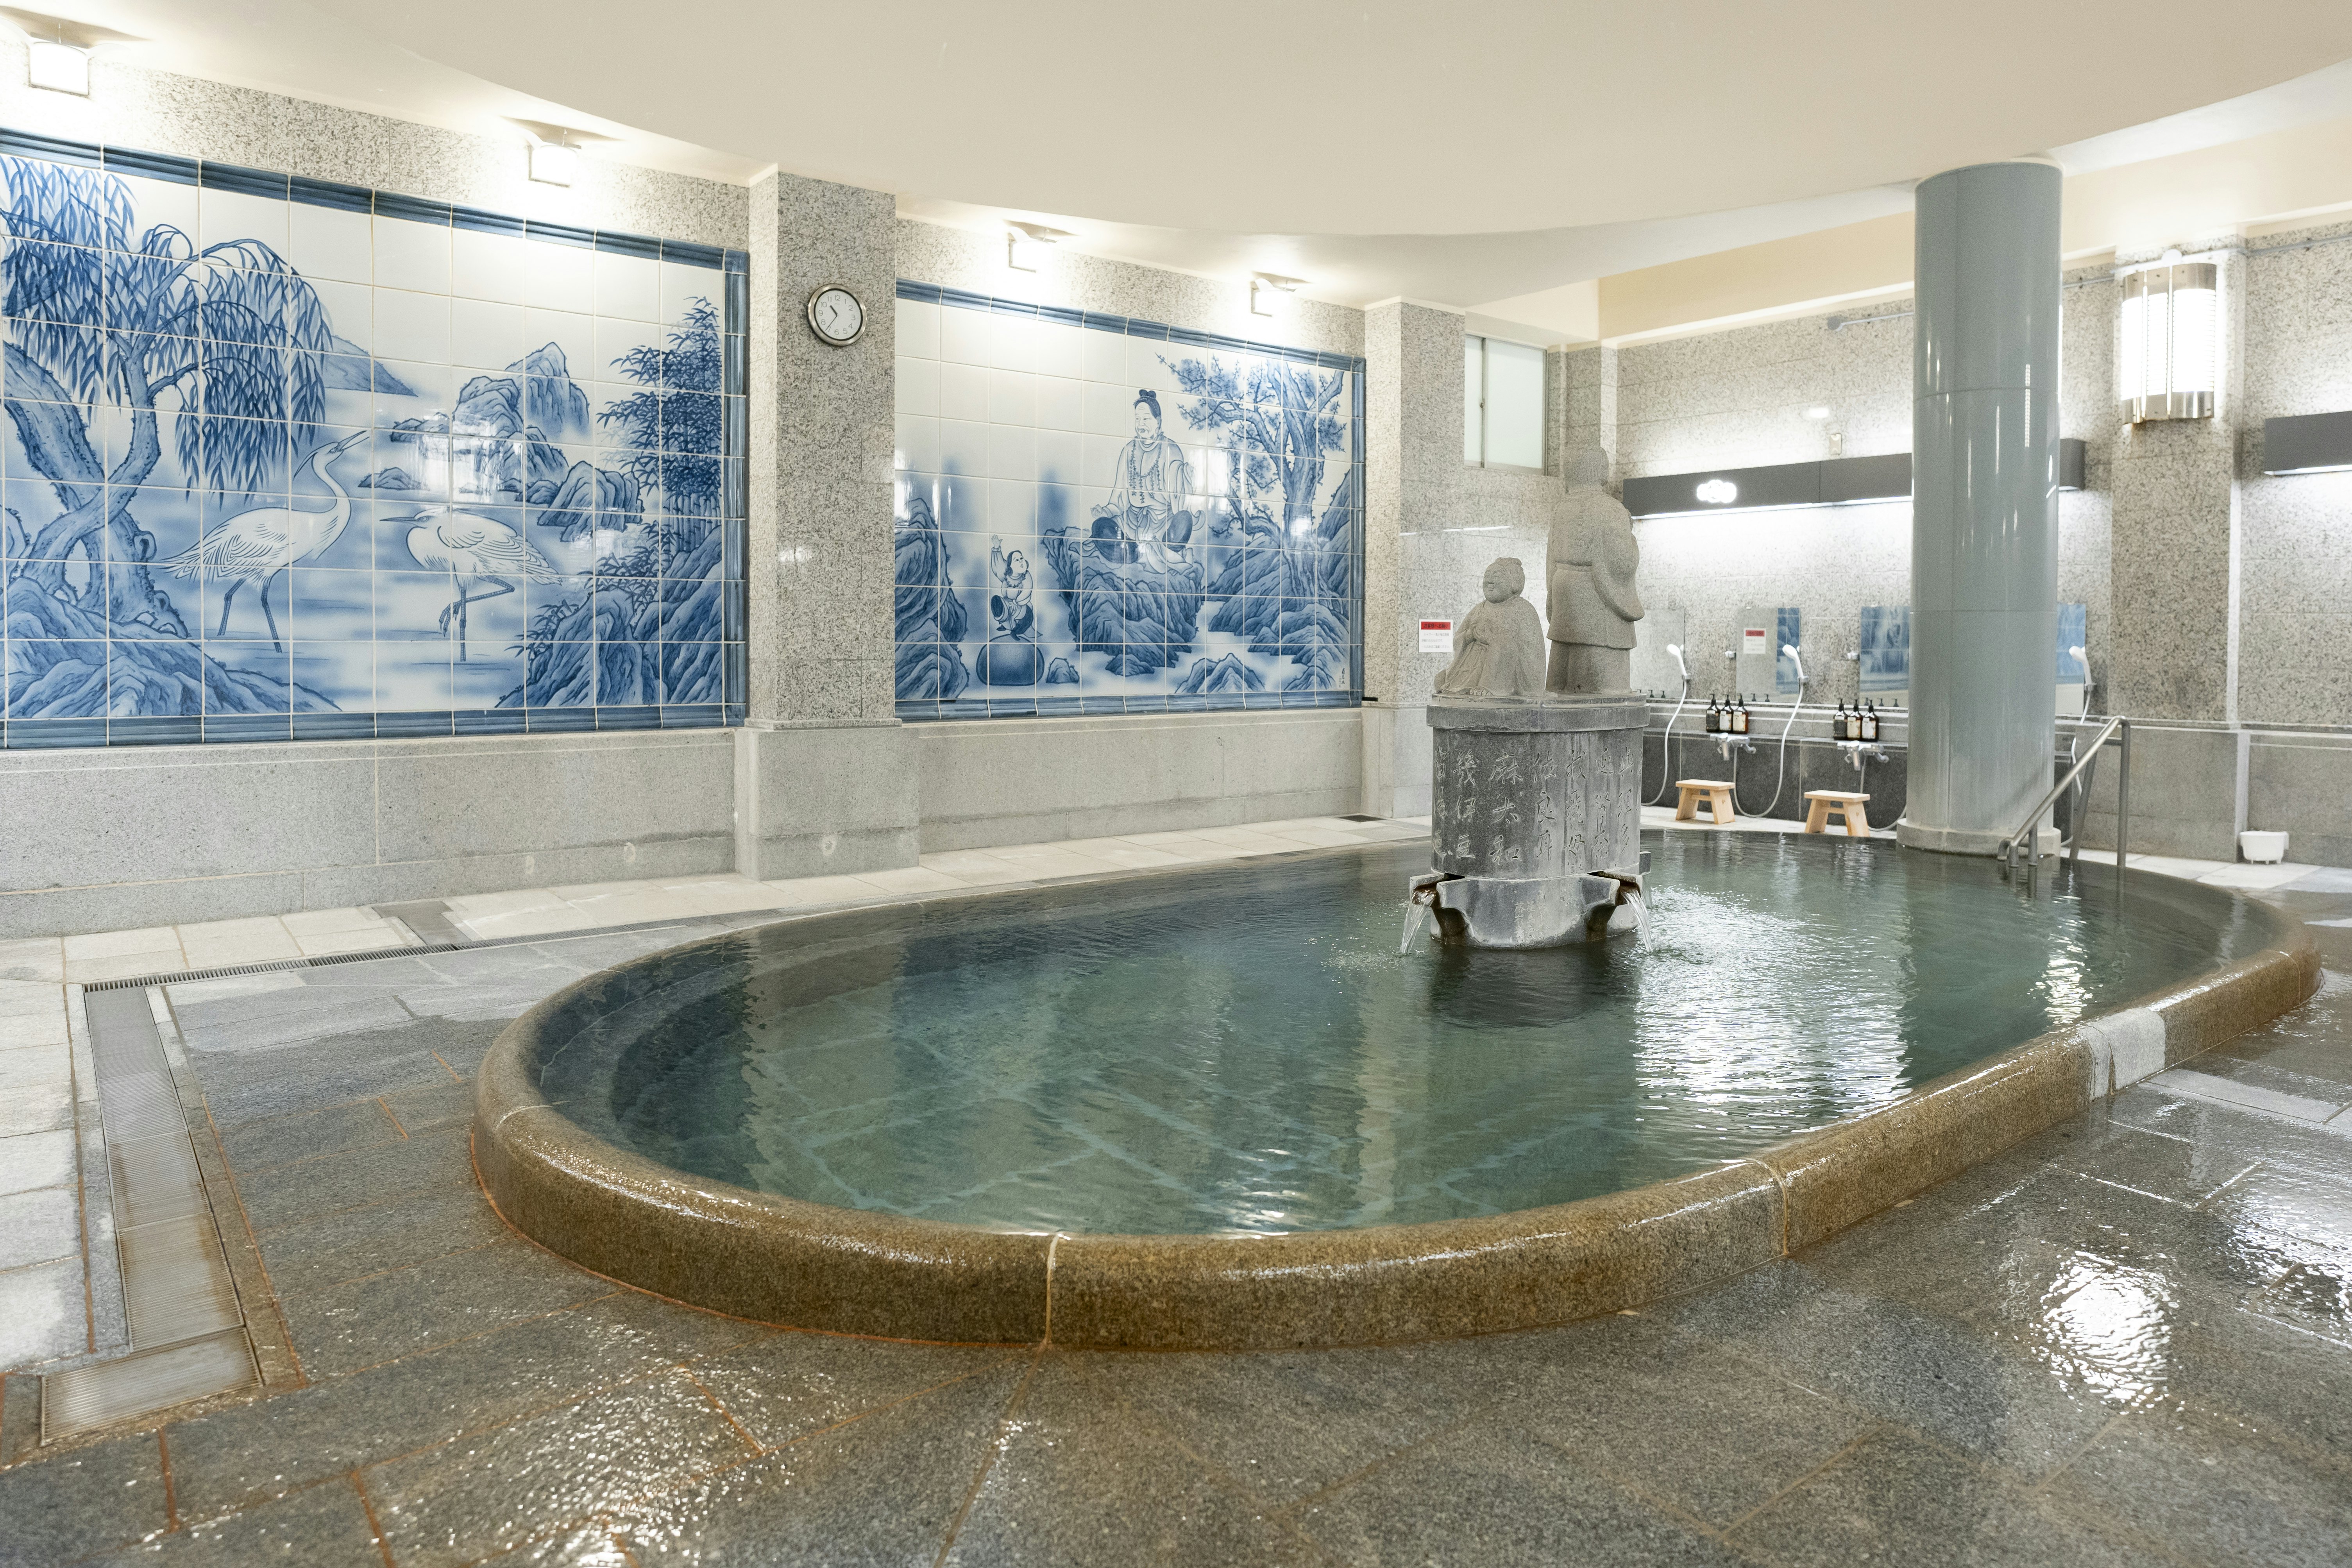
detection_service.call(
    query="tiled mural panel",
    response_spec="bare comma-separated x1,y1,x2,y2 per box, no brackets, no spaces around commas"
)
891,282,1365,719
0,131,747,749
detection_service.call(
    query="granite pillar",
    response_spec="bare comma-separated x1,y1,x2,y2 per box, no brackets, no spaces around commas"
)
737,170,918,878
2107,246,2248,724
1365,299,1479,817
1899,161,2061,855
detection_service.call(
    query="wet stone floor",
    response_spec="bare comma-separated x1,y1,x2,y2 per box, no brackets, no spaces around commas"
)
2,886,2350,1566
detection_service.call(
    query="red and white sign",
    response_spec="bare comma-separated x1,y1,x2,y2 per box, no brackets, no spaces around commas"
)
1419,619,1454,654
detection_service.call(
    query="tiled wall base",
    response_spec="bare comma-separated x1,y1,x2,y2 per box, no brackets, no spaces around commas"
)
912,708,1365,854
0,712,1386,937
0,731,735,939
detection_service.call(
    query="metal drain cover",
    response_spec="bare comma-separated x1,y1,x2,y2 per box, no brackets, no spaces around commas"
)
42,1329,257,1443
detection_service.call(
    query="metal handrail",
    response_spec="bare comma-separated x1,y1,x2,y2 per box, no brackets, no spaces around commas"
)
2000,716,2130,889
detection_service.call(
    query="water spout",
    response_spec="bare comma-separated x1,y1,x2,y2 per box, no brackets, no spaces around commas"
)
1401,898,1433,955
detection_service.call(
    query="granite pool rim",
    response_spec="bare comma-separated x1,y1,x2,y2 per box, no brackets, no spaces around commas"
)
470,846,2323,1351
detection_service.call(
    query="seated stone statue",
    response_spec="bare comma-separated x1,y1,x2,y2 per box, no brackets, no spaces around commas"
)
1434,557,1547,698
1546,444,1644,693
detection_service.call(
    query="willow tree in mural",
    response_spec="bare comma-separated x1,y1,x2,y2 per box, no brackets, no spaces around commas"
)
503,296,728,707
1,155,338,715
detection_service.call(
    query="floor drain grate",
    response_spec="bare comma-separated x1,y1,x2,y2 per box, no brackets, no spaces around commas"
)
43,992,260,1443
41,1329,256,1443
80,940,472,992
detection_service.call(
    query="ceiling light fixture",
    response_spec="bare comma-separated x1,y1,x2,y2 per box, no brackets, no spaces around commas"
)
1802,405,1832,421
2119,249,2218,423
1695,478,1739,505
1006,221,1072,272
1251,272,1306,317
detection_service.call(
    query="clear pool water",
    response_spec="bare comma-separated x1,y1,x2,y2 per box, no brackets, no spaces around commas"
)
532,834,2258,1236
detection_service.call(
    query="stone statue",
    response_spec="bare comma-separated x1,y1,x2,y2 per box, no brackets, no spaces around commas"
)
1545,444,1644,693
1434,557,1547,698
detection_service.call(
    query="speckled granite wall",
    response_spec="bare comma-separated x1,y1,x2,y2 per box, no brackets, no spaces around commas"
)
2237,216,2352,730
748,173,899,726
1367,303,1572,814
2107,244,2247,724
0,47,746,251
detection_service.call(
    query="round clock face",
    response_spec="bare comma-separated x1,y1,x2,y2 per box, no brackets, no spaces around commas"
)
807,285,864,347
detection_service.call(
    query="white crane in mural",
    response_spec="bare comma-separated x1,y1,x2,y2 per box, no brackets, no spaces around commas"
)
163,431,370,651
398,507,562,662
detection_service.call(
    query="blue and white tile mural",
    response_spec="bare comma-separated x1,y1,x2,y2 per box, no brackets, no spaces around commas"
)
891,282,1365,718
2056,602,2087,682
1858,604,1910,694
0,132,746,749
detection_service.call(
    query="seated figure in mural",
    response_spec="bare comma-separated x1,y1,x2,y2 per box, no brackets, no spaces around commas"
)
1090,390,1195,571
1435,557,1547,698
976,535,1043,686
1545,443,1644,693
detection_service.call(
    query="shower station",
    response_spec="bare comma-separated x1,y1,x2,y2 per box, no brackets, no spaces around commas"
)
1410,447,1651,948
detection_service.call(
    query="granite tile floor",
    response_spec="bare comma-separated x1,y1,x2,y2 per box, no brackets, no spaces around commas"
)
0,838,2348,1564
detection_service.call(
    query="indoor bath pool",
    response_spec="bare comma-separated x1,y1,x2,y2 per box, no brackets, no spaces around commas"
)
517,833,2260,1237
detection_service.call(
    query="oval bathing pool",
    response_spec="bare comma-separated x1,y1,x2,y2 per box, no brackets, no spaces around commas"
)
515,832,2262,1237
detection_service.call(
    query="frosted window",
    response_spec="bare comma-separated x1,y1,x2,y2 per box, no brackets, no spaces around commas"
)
1463,334,1545,470
1483,339,1544,469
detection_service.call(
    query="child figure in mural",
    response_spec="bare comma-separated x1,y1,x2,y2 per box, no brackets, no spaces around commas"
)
976,535,1044,685
1434,557,1547,698
1091,390,1195,570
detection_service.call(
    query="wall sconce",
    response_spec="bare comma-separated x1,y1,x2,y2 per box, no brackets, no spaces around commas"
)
1252,272,1306,317
1006,222,1071,272
528,139,579,186
510,119,616,188
3,8,138,95
2119,250,2218,422
27,36,84,93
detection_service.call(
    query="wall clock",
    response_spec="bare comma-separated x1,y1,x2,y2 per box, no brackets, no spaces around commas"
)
806,285,864,347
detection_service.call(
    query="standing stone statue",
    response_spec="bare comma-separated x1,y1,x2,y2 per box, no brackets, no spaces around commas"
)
1546,444,1644,693
1434,557,1546,698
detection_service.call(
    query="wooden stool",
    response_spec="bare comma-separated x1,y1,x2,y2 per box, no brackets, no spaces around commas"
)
1803,790,1872,837
1674,780,1738,826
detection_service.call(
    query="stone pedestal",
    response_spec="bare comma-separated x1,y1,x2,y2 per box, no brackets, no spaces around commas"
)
1416,693,1647,948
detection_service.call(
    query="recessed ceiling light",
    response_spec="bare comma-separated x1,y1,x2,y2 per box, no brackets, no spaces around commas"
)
1802,405,1832,421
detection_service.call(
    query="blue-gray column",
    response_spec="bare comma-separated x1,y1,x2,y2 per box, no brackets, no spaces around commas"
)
1899,161,2060,855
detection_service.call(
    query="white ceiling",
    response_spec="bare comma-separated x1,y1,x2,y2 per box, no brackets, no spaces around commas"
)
23,1,2352,313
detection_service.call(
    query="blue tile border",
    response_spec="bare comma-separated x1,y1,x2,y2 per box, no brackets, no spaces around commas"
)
452,204,527,239
198,162,287,199
0,128,729,272
290,175,371,213
105,147,198,186
895,279,1366,374
373,191,451,226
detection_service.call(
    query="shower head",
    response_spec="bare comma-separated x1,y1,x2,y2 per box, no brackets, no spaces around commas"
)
1665,643,1689,682
2069,645,2086,664
1781,644,1807,685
